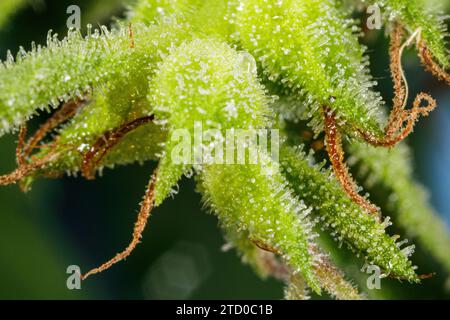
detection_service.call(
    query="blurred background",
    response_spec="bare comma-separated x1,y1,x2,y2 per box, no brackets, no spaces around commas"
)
0,0,449,299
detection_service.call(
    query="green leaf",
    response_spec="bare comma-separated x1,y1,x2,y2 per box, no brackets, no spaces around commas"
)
149,37,271,204
235,0,385,137
280,145,419,281
200,157,321,293
0,19,188,136
361,0,449,69
348,141,450,275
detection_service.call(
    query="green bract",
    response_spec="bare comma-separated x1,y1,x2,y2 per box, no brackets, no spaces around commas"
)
235,0,385,137
348,142,450,275
0,19,188,136
362,0,449,69
280,145,418,281
200,153,320,292
149,38,271,204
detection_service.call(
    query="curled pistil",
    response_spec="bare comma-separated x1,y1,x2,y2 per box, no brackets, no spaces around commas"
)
358,25,437,147
323,106,380,218
81,115,154,180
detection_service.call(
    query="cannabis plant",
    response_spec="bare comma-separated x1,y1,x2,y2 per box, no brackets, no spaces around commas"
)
0,0,449,299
